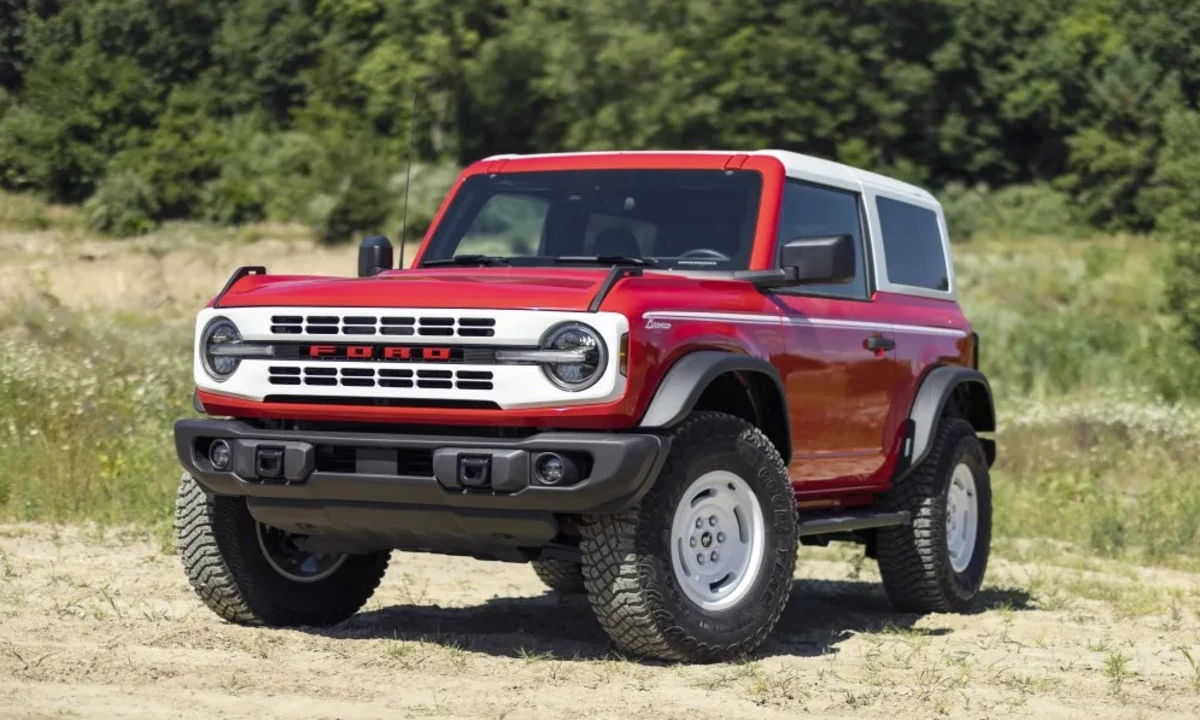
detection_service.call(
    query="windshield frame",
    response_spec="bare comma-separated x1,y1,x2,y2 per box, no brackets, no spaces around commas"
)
416,168,766,272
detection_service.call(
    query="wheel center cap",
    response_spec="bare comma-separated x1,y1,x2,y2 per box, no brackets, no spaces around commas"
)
700,531,713,548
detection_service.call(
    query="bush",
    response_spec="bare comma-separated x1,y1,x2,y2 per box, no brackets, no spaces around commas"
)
302,155,393,245
1152,111,1200,350
941,182,1085,241
83,170,160,236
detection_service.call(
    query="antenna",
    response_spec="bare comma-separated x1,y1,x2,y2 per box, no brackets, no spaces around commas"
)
397,86,419,270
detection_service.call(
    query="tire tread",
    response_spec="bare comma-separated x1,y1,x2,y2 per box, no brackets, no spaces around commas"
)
175,473,389,626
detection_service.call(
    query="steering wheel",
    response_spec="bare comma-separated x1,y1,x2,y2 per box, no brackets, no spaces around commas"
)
679,248,731,261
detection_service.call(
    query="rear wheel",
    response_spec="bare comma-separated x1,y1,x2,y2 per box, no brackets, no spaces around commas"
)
876,418,992,613
176,473,389,626
580,412,797,662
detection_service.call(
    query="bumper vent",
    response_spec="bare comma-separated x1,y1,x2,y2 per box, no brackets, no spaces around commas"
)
271,315,496,338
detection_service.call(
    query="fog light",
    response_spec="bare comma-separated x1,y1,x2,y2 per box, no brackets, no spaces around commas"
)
535,453,566,485
209,440,231,471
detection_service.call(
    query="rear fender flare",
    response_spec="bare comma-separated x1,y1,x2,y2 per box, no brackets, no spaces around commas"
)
896,366,995,480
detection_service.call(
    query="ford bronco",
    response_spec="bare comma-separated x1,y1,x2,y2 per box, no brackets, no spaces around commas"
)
175,150,995,662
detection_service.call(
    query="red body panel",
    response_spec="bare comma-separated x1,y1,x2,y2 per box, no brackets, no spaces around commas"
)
200,152,975,507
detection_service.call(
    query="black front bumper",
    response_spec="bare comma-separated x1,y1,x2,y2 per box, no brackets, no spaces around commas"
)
175,419,670,558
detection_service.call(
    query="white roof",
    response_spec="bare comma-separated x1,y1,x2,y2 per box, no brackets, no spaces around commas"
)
481,149,937,204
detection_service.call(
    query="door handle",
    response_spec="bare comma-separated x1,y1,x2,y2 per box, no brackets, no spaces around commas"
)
865,335,895,353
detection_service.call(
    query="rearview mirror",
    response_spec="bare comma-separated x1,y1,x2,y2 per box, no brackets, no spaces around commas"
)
358,235,394,277
779,234,855,285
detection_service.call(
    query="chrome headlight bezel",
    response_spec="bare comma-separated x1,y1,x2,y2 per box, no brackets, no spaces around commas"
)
539,322,608,392
200,317,243,382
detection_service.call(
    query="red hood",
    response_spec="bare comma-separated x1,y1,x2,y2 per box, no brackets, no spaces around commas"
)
213,267,617,311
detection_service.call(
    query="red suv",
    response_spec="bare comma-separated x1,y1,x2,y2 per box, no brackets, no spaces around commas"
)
175,150,995,662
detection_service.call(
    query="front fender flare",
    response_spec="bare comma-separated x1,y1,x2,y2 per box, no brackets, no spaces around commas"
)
638,351,791,459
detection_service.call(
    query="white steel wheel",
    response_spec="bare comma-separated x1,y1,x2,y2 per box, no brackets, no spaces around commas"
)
945,463,979,573
669,470,766,611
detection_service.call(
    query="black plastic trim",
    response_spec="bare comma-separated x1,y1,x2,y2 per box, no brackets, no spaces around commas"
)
588,266,643,312
897,366,996,480
796,510,910,537
638,351,791,459
212,266,266,308
175,419,670,515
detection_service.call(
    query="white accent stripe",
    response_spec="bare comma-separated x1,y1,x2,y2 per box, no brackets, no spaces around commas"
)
884,323,967,338
643,311,780,325
800,318,967,338
643,311,967,337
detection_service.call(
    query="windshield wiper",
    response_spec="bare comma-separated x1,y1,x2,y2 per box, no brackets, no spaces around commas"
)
553,255,657,267
421,254,512,267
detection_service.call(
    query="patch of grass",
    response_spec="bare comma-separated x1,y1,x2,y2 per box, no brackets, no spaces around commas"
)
992,392,1200,566
0,305,192,532
737,661,809,707
1181,648,1200,692
1103,651,1133,696
0,192,84,234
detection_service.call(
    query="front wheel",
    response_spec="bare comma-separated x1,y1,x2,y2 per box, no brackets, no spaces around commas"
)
876,418,992,613
580,412,798,662
530,558,586,593
176,473,390,626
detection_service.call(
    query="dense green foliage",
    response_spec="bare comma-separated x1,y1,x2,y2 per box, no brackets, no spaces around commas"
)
1,0,1199,244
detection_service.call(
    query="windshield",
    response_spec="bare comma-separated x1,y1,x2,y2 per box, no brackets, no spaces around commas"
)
420,169,763,270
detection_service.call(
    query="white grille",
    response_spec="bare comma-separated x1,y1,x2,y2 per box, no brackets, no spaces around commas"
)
195,306,629,409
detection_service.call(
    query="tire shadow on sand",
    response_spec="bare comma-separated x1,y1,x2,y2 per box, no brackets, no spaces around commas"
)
310,578,1031,662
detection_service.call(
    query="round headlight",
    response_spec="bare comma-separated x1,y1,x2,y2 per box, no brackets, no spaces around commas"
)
542,322,607,391
201,317,242,382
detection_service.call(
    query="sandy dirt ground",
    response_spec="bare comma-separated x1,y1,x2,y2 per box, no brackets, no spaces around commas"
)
1,524,1199,720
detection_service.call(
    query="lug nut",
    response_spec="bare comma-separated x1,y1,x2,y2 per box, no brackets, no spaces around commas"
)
696,554,705,565
695,518,703,528
689,537,697,548
709,515,718,526
710,551,719,562
717,532,725,543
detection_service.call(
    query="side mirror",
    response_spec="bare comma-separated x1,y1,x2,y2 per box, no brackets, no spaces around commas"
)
780,234,855,284
358,235,394,277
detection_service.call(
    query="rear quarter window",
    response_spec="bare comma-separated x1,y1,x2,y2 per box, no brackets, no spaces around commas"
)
877,197,949,292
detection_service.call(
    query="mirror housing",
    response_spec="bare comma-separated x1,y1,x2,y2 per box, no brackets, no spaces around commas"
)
358,235,394,277
779,233,855,285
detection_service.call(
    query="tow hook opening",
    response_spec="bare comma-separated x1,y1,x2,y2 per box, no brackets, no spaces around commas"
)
458,455,492,490
256,446,286,481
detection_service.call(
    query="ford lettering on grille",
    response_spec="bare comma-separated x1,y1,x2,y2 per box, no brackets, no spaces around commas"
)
303,344,455,361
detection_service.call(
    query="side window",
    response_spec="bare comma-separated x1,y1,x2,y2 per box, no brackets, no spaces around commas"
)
775,181,868,298
876,197,949,291
457,194,550,256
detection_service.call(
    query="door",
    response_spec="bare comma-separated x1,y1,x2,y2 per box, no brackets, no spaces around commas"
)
771,180,905,490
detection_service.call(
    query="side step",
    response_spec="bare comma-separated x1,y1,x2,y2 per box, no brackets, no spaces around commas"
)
795,510,911,537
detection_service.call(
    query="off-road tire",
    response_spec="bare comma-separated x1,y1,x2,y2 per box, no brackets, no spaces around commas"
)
176,472,390,626
531,558,586,593
876,418,991,613
580,412,797,663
